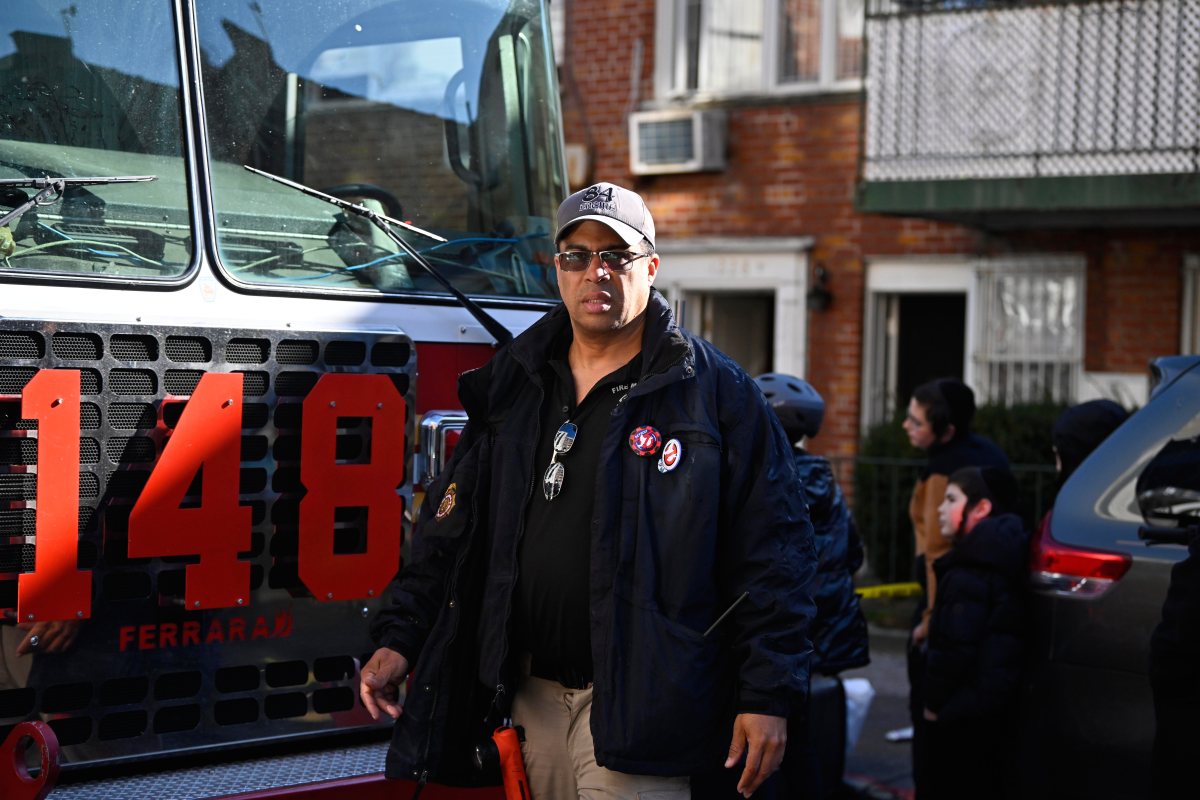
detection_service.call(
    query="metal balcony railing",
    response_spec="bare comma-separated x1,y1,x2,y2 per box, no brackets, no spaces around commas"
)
862,0,1200,184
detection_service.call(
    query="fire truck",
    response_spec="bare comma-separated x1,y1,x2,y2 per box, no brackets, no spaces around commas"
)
0,1,563,797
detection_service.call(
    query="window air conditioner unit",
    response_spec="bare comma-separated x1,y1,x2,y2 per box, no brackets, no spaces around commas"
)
630,109,727,175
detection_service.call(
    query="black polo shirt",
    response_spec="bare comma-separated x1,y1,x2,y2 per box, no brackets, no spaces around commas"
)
513,343,642,689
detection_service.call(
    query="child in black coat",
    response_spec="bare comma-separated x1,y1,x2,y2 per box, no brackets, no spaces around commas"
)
921,466,1027,800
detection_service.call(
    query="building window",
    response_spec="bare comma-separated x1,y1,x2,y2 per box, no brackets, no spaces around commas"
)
974,257,1085,406
657,0,864,98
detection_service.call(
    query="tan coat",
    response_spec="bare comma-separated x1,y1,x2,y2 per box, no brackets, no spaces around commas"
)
911,472,951,623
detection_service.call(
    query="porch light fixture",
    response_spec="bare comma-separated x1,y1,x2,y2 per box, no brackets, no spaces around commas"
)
807,265,833,312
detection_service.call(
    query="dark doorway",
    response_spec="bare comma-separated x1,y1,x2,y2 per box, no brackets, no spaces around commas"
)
896,293,966,407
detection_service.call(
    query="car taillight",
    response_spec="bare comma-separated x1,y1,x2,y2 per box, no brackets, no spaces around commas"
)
1030,512,1132,599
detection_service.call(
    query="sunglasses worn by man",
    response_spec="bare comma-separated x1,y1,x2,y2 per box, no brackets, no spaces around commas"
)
554,249,652,272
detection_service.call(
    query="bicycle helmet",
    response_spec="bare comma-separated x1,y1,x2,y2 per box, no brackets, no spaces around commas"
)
754,373,825,440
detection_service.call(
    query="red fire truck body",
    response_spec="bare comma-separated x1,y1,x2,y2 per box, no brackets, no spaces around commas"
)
0,1,563,797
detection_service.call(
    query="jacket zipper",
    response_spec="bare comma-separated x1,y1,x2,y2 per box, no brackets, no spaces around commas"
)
491,382,544,714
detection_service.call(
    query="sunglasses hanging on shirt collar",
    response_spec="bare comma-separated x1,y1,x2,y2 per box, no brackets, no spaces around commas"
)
543,421,578,501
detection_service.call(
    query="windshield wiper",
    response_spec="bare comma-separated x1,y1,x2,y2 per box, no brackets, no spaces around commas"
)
0,176,156,228
243,165,513,347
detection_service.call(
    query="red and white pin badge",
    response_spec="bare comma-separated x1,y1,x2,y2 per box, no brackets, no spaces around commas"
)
628,425,662,456
657,438,683,473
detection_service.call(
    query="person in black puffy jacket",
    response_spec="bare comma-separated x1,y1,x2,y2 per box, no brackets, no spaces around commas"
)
922,465,1027,800
754,374,870,799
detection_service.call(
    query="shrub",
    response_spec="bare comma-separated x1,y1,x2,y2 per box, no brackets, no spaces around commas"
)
854,402,1064,583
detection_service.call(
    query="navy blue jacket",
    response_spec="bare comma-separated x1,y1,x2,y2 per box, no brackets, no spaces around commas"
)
371,290,816,782
795,452,870,675
924,513,1029,724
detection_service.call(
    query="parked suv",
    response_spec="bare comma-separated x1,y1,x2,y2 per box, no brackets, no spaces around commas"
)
1020,356,1200,799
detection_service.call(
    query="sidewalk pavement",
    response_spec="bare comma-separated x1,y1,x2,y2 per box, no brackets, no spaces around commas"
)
841,625,914,800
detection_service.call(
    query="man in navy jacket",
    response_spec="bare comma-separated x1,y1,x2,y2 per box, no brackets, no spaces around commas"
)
360,183,816,799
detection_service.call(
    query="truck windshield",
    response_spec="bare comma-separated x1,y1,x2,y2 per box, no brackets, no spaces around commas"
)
0,1,191,279
198,0,566,301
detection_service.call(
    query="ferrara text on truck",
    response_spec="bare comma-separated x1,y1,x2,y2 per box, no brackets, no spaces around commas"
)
0,1,565,798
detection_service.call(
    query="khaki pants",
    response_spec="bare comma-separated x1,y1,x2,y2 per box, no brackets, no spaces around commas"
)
512,671,690,800
0,625,32,691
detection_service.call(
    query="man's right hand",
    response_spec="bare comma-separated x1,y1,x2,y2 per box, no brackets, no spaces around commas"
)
911,618,929,647
360,647,410,721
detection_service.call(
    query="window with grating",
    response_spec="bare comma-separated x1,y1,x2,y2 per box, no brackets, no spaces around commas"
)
165,335,212,363
974,257,1084,406
110,335,158,361
80,473,100,499
277,340,319,364
0,331,44,359
51,332,102,360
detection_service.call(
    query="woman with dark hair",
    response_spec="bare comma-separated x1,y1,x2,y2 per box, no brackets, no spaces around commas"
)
922,466,1027,800
901,378,1008,795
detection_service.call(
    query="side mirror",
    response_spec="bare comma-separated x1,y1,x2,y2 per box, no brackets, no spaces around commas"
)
1138,486,1200,530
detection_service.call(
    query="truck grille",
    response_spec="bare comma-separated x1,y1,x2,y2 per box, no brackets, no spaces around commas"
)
0,321,414,767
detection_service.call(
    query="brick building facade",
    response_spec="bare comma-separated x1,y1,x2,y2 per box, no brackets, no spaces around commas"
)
553,0,1199,461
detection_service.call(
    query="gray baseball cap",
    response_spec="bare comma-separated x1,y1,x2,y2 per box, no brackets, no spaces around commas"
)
555,182,656,249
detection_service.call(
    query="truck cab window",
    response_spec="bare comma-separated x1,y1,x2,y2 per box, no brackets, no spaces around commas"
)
0,1,192,279
197,0,565,300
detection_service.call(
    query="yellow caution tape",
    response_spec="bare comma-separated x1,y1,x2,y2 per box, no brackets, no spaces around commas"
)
855,582,922,600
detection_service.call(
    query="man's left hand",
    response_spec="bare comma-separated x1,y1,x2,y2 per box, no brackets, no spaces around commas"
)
724,712,786,797
16,619,84,656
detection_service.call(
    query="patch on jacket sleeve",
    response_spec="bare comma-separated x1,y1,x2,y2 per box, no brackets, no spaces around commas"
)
436,483,457,521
